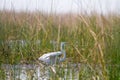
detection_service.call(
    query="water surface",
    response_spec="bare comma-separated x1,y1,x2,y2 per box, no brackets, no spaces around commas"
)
1,63,80,80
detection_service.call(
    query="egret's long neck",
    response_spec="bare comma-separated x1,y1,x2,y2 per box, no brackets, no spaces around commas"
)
60,43,66,62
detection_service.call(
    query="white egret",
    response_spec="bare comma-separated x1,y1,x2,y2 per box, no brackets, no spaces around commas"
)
38,42,66,65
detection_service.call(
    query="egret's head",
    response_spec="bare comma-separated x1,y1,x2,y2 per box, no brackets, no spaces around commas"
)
60,42,67,50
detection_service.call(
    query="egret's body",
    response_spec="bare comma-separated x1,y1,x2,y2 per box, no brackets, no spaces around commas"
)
38,42,66,65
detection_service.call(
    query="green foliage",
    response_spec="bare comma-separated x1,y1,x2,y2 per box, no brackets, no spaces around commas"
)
0,11,120,79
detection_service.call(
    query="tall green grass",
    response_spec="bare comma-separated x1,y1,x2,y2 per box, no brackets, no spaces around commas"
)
0,11,120,79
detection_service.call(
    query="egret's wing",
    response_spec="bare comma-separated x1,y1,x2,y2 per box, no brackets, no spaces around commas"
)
48,51,62,56
40,51,62,58
38,51,63,65
39,54,49,61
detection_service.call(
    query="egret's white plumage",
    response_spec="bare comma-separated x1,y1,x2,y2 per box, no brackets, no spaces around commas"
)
38,42,66,65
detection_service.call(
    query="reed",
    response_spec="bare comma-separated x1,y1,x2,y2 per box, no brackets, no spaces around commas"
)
0,11,120,79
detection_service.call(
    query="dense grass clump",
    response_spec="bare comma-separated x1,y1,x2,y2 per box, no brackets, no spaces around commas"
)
0,11,120,79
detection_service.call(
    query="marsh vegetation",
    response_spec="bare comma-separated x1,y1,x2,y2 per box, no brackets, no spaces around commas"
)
0,11,120,80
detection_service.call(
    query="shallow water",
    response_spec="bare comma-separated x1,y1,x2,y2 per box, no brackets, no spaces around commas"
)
1,63,80,80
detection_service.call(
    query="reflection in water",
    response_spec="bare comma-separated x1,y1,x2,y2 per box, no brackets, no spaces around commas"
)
1,64,80,80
